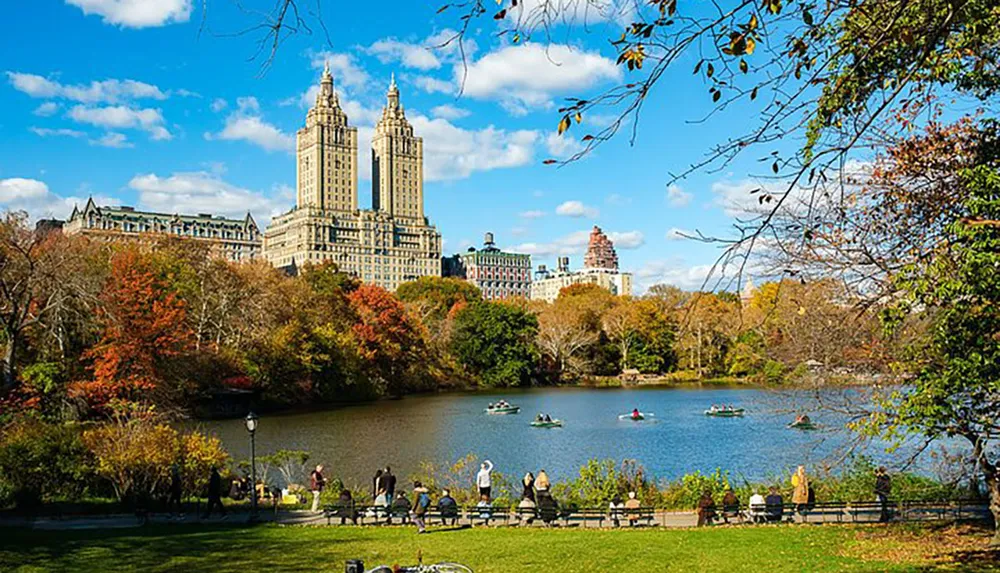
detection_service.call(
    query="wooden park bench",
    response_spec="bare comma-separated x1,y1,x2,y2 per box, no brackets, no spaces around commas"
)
466,505,509,526
846,501,896,522
323,501,359,525
559,507,606,528
423,505,460,526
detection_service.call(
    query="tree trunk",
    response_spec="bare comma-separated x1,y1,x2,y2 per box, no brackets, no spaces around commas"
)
2,332,17,392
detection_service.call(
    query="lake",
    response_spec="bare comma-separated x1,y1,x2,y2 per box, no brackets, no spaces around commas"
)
189,386,914,488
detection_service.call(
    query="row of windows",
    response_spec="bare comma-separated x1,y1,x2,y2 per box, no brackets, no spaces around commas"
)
89,219,256,240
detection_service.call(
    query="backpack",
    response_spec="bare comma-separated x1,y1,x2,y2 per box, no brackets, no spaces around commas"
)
416,492,431,514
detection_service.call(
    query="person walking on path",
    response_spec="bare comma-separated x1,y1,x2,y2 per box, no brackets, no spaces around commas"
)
202,467,226,519
875,466,892,523
792,465,810,518
383,467,397,506
696,490,716,526
310,465,327,513
167,463,183,517
521,472,535,502
411,482,431,534
535,469,551,492
477,460,494,500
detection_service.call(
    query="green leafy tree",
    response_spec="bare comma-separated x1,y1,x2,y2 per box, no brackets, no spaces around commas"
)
873,129,1000,543
450,301,539,387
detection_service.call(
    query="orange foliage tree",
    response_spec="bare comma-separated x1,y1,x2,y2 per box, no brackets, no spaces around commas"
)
348,284,424,395
71,248,193,414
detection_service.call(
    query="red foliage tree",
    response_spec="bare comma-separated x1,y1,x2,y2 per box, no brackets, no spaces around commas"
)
348,284,423,394
70,249,193,413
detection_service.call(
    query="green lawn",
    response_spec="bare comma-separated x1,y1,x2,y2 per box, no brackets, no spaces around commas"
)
3,522,995,572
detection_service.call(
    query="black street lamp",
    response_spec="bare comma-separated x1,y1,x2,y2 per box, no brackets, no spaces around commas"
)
245,411,259,523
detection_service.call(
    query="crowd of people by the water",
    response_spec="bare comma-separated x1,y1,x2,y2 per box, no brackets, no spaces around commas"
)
188,459,896,533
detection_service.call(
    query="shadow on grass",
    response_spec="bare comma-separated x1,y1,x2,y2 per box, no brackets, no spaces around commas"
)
0,524,354,573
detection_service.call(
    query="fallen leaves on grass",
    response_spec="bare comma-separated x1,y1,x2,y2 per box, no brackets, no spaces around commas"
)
842,523,1000,570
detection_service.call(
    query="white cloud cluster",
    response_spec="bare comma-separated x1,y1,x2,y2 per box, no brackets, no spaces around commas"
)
520,210,545,219
91,132,133,149
410,115,538,181
666,184,693,207
635,260,715,292
430,104,470,120
0,177,113,220
460,44,621,114
308,51,370,89
6,72,168,103
208,96,294,153
64,0,192,28
368,39,441,71
544,132,584,159
607,230,644,249
555,200,599,218
68,104,171,140
128,171,286,222
33,102,59,117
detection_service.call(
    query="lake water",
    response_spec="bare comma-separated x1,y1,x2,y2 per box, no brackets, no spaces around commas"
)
189,386,913,488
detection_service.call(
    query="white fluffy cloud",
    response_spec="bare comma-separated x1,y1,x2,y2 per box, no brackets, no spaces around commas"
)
68,104,171,140
544,132,584,159
208,97,294,153
607,231,644,249
430,104,470,120
368,39,441,70
309,51,370,89
666,184,693,207
555,200,599,218
6,72,168,103
520,210,545,219
0,177,113,220
91,132,133,148
30,127,85,138
64,0,192,28
511,230,590,257
409,114,538,181
33,102,59,116
128,171,286,223
210,98,227,112
635,260,715,292
412,75,454,95
460,44,621,113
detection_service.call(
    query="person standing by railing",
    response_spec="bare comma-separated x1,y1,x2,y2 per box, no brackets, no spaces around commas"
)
476,460,494,501
875,466,892,523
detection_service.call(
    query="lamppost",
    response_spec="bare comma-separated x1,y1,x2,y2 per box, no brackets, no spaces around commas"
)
245,411,259,523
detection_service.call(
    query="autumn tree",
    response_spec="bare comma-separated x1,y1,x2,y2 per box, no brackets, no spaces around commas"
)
70,248,193,414
602,298,642,373
0,213,68,392
348,284,426,396
536,299,598,379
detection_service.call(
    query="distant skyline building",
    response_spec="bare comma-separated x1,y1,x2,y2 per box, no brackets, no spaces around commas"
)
263,67,442,290
442,232,532,300
583,225,619,270
530,252,633,303
64,198,261,262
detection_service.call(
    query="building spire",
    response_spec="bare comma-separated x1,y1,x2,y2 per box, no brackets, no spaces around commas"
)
385,72,401,113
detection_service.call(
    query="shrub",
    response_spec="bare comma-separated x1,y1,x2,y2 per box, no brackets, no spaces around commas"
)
83,410,229,505
0,419,93,509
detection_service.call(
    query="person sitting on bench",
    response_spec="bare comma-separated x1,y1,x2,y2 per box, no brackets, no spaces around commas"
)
765,486,784,522
721,488,741,523
624,491,642,526
437,489,459,525
748,491,767,523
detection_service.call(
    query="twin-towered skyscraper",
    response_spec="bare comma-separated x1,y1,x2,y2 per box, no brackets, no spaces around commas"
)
264,64,442,290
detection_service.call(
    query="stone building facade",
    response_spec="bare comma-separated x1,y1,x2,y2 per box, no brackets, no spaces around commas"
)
263,67,442,290
442,233,531,300
529,260,633,302
64,198,261,262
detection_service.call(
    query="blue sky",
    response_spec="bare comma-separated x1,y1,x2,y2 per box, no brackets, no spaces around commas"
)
0,0,794,292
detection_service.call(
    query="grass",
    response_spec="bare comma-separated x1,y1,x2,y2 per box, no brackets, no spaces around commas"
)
2,522,997,572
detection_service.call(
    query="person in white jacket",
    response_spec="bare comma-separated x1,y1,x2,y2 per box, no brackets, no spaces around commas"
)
476,460,494,500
